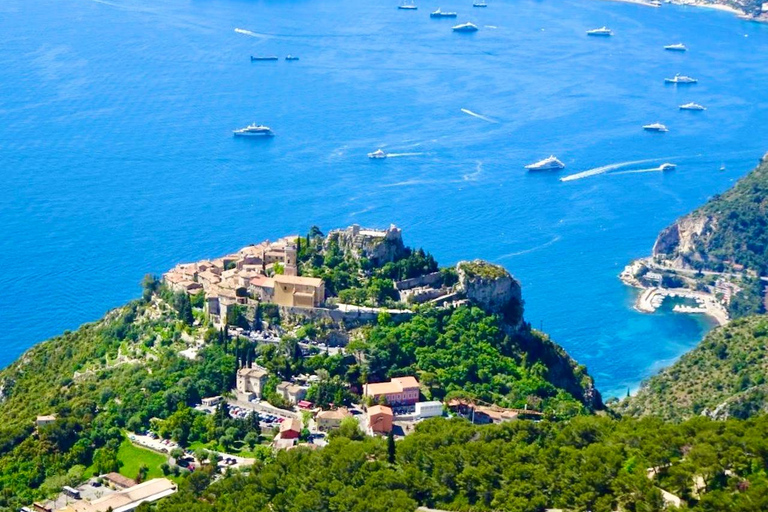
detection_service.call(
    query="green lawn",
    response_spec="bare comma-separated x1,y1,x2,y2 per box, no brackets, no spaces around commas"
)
116,435,168,481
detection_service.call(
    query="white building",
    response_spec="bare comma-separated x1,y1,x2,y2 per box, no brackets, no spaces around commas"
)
415,401,443,419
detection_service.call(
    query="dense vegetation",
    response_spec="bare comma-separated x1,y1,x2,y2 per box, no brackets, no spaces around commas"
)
619,315,768,421
656,156,768,275
158,414,768,512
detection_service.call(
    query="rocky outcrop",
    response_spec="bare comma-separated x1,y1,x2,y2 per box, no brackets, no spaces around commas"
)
456,260,524,326
652,215,715,267
325,224,405,265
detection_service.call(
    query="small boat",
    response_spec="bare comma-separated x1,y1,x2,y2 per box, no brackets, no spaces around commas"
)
679,102,706,111
719,163,726,172
453,22,479,32
525,155,565,171
251,56,278,61
473,0,487,6
368,149,387,159
659,163,676,171
430,8,458,17
285,55,299,61
233,124,274,137
664,43,687,52
398,1,418,9
643,122,668,132
665,74,697,84
587,27,613,36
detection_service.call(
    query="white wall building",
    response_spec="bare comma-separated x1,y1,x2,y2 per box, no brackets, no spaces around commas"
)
415,401,443,419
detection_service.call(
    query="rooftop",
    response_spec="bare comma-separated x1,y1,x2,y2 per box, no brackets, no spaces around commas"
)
273,274,324,287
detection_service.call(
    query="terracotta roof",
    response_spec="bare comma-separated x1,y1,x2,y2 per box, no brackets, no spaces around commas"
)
273,274,324,287
367,405,393,417
316,408,352,421
364,376,419,396
250,275,275,288
103,472,137,489
280,417,302,434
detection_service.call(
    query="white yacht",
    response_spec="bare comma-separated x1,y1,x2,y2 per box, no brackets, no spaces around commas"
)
525,156,565,171
368,149,387,159
452,22,479,32
430,8,458,17
679,102,706,111
473,0,488,7
643,122,668,132
664,43,687,52
587,27,613,36
659,163,676,171
398,1,418,9
233,124,274,137
665,74,697,84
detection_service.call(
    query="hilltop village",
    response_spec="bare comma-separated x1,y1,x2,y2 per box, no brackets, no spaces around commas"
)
16,224,596,512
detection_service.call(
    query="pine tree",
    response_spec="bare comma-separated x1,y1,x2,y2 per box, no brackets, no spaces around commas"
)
387,430,396,464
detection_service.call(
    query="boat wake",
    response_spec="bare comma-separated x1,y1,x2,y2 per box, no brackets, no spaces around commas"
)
612,166,669,175
386,152,424,157
461,108,498,124
498,235,562,259
235,28,262,38
560,157,670,182
462,161,483,181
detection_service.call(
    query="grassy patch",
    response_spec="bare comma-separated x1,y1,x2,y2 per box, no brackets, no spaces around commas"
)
117,435,168,481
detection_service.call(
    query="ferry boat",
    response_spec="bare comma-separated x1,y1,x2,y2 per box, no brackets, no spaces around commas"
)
368,149,387,159
251,56,278,61
285,55,299,61
473,0,487,7
398,1,418,9
643,122,668,132
659,163,676,171
679,102,706,111
665,74,697,84
525,155,565,171
587,27,613,36
664,43,687,52
430,8,458,17
233,124,274,137
452,22,479,32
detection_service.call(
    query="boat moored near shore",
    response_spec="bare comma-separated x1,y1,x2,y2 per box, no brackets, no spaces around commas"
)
664,43,687,52
679,102,706,111
452,22,479,32
643,122,668,132
430,8,458,17
665,74,697,84
587,27,613,36
525,155,565,171
233,124,274,137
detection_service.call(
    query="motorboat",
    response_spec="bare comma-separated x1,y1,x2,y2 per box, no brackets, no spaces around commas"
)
250,56,278,61
473,0,487,6
285,55,299,61
430,8,458,17
587,27,613,36
664,43,687,52
233,124,274,137
643,122,668,132
398,1,418,9
679,102,706,111
368,149,387,159
665,74,697,84
659,163,676,171
525,155,565,171
452,22,479,32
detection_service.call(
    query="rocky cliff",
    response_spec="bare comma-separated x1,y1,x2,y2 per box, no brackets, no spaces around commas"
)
454,260,602,409
649,154,768,275
325,224,405,265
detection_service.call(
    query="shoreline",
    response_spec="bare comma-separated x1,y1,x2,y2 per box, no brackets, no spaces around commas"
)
620,260,730,327
601,0,757,19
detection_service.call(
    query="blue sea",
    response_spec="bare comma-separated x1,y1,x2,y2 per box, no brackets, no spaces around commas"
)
2,0,768,398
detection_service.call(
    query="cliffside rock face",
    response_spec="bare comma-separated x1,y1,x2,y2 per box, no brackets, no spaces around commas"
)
326,224,405,265
456,260,524,327
652,215,715,267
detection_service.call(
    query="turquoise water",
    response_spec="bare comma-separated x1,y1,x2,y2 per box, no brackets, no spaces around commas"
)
2,0,767,397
